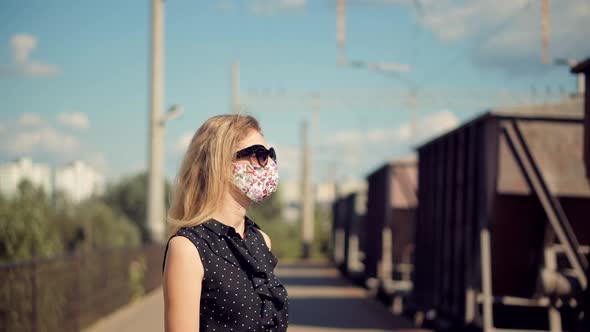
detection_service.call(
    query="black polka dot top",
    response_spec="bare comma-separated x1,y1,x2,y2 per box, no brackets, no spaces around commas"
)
162,216,289,331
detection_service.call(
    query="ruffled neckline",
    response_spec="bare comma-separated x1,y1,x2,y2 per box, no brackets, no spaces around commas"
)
222,223,286,329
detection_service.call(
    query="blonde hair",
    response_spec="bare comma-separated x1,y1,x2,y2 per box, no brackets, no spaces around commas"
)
166,114,261,237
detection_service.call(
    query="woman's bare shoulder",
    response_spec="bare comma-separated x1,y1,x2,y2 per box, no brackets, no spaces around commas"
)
164,235,205,280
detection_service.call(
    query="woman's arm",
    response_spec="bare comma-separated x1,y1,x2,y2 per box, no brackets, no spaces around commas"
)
163,236,204,332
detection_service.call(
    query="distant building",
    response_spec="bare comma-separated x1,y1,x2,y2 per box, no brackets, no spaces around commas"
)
315,180,336,207
279,180,339,204
277,179,338,222
0,157,52,197
278,180,301,205
278,180,301,223
54,160,106,203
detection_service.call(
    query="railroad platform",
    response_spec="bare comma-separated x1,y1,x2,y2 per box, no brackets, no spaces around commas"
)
84,260,429,332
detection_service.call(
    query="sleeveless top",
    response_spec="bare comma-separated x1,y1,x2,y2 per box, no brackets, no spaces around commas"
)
162,216,289,332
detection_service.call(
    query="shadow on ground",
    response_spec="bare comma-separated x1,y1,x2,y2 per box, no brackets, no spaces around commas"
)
276,261,418,331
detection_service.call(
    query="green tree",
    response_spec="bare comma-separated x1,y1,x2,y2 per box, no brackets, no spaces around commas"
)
74,198,142,250
248,189,301,259
313,204,332,259
0,180,63,262
0,177,144,263
100,171,171,243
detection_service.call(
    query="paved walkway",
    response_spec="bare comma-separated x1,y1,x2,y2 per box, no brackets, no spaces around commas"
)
84,261,428,332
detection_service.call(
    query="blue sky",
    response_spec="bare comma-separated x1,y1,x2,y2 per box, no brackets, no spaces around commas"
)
0,0,588,184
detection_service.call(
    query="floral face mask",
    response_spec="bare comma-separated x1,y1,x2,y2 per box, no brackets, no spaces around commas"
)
232,159,279,203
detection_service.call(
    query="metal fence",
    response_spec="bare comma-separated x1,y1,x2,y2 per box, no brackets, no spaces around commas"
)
0,244,165,332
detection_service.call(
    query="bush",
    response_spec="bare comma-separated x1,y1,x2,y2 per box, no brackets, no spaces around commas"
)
128,255,147,302
247,189,302,260
100,172,171,243
0,180,63,263
74,198,141,250
0,179,142,263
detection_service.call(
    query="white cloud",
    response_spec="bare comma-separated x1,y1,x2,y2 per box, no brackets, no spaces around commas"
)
271,143,301,181
168,111,458,182
213,0,306,15
280,0,305,10
346,0,412,4
316,110,458,180
0,33,61,77
417,1,530,42
0,113,110,178
15,126,79,154
249,2,276,16
248,0,306,16
9,131,41,153
174,131,195,153
366,125,411,142
11,33,36,64
215,0,237,11
83,152,108,174
369,62,412,73
21,60,61,76
326,131,364,145
326,110,458,146
58,112,90,130
0,113,83,156
5,126,79,155
416,109,459,141
18,113,44,127
414,0,590,75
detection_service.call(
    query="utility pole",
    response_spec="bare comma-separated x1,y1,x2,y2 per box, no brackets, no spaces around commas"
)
334,0,417,142
147,0,165,243
336,0,346,65
232,61,240,114
541,0,550,64
311,93,320,142
301,120,314,259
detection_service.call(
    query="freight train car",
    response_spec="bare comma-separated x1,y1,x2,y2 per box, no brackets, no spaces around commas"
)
571,58,590,332
412,98,589,332
364,159,418,313
341,191,367,282
332,196,347,268
331,190,367,277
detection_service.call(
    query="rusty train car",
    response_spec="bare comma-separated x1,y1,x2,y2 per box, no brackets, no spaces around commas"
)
364,160,418,313
332,190,366,281
412,99,589,331
331,160,419,308
331,97,589,332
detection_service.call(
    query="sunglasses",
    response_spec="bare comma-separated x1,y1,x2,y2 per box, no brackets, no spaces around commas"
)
235,144,277,167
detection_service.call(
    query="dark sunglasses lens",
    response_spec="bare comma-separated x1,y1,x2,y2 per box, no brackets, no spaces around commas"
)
269,148,276,162
256,149,270,166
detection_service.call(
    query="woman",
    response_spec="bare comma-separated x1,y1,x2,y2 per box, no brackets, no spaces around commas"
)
162,114,289,331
